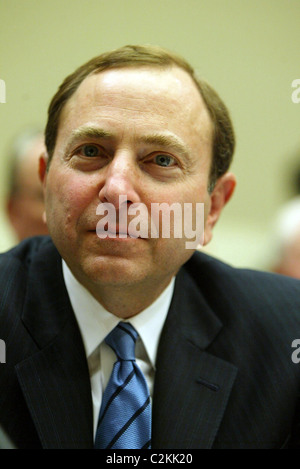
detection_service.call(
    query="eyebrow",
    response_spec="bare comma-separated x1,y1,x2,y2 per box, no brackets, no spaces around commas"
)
137,133,191,159
64,127,114,154
64,126,191,159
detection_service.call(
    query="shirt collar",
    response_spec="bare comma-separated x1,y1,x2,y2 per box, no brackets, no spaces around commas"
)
62,260,175,369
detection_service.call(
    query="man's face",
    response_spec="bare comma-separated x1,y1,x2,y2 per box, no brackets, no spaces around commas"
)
41,66,235,298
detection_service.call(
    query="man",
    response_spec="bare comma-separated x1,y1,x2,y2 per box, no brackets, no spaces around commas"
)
5,130,48,241
271,197,300,279
0,45,300,449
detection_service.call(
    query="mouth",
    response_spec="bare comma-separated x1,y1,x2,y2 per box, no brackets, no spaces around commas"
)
88,226,145,240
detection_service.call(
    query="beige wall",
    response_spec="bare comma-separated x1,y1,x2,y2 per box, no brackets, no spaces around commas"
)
0,0,299,268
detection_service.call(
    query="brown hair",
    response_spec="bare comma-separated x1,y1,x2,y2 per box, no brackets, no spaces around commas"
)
45,44,235,189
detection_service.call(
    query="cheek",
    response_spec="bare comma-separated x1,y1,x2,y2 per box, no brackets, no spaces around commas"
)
45,172,93,228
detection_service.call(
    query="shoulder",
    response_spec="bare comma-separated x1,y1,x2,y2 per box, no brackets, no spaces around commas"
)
181,252,300,374
185,249,300,295
0,235,58,311
183,250,300,323
0,236,55,273
0,236,63,344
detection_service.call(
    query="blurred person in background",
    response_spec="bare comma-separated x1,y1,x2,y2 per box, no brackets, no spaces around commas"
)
0,424,15,449
271,196,300,279
5,129,48,241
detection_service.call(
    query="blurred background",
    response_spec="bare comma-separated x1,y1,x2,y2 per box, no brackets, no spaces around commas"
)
0,0,299,271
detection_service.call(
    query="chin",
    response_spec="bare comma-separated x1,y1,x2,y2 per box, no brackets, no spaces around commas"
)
80,256,149,287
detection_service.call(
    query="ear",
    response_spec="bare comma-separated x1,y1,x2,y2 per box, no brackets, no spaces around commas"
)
6,196,17,227
38,152,48,185
38,152,49,224
203,172,236,246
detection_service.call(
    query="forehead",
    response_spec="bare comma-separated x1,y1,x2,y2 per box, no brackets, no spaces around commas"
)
58,66,212,149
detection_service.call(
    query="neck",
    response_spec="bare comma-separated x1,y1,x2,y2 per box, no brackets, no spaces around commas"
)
81,275,174,318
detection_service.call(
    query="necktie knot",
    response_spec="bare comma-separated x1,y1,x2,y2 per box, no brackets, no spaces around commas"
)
105,322,138,361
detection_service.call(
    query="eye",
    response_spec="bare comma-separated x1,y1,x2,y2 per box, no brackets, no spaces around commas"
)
81,144,100,157
154,154,176,167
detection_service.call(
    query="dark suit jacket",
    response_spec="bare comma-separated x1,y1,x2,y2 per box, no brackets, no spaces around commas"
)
0,236,300,449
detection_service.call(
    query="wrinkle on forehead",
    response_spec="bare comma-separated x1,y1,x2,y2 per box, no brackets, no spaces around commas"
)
57,66,213,155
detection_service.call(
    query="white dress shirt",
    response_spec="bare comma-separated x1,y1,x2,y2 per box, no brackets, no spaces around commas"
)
62,260,175,437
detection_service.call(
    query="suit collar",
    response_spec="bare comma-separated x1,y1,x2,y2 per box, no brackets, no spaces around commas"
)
152,263,238,449
16,237,93,448
21,237,72,347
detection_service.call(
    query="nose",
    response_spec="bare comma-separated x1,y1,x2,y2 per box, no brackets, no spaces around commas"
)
98,150,141,209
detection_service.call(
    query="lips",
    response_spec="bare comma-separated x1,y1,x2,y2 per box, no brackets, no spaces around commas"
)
96,223,130,235
91,222,144,239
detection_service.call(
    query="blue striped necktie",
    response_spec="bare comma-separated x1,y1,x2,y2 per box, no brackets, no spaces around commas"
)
94,322,152,449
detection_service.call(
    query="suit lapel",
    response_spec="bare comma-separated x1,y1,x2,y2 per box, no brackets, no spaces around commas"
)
16,239,93,448
152,266,238,449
